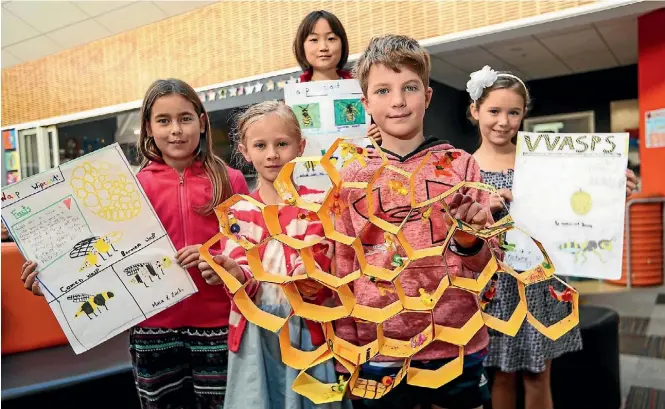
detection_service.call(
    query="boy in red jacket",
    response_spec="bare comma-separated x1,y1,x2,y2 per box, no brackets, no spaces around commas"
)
334,34,497,409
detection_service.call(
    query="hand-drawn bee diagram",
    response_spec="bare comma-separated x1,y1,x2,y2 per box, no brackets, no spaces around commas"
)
67,291,115,319
69,232,123,272
558,239,613,264
299,105,313,127
125,257,173,288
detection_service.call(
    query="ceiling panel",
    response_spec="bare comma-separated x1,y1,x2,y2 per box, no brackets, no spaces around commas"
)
614,45,638,66
535,24,593,39
594,16,637,29
538,28,608,58
0,10,40,47
4,35,63,62
72,1,135,17
437,48,531,80
153,1,216,17
484,37,559,67
565,50,619,72
47,19,112,49
509,59,572,80
430,55,470,90
1,0,216,68
597,21,637,49
1,49,22,68
94,1,168,35
3,1,88,33
442,47,511,73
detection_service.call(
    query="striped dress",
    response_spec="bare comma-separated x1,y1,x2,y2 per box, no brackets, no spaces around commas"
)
223,186,332,352
222,186,351,409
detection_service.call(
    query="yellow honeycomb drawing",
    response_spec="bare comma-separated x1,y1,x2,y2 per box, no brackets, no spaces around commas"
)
200,137,580,404
70,161,141,222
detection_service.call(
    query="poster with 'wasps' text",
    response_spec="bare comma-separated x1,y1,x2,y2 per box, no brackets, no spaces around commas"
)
504,132,629,280
1,144,197,354
284,80,371,192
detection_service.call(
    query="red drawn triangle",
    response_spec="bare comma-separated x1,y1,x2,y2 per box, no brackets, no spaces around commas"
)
63,198,72,210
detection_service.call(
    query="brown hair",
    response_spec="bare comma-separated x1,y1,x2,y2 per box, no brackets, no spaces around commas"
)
353,34,430,96
467,72,532,126
293,10,349,72
137,78,232,215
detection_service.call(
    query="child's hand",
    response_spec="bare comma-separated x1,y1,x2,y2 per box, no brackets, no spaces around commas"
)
626,169,637,198
367,123,382,144
293,264,323,298
176,244,202,270
444,193,488,248
20,261,44,296
489,188,512,213
198,254,246,285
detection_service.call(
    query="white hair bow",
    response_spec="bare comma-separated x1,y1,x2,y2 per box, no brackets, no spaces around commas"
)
466,65,498,101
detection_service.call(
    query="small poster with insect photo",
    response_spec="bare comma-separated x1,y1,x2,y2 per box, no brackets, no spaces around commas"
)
505,132,629,280
1,143,198,354
284,80,372,193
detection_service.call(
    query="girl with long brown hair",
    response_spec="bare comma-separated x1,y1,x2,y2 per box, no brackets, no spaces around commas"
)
130,78,250,408
23,78,250,408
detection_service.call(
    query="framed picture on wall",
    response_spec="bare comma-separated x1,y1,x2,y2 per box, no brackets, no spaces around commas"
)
523,111,595,133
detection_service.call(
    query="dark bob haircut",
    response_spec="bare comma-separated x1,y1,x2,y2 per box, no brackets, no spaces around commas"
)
293,10,349,71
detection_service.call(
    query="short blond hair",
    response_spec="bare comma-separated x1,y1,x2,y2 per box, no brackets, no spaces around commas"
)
353,34,431,96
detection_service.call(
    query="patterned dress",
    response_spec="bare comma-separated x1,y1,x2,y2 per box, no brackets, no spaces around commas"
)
480,169,583,374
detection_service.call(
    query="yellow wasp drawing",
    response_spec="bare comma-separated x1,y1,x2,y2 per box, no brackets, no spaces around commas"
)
67,291,115,319
299,105,313,127
303,159,320,174
70,232,123,272
125,258,172,288
558,239,613,264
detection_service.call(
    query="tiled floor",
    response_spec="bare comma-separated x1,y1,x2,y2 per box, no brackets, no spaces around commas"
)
579,282,665,409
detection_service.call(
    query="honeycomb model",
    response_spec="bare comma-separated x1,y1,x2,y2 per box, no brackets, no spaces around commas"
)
200,137,579,404
70,161,141,222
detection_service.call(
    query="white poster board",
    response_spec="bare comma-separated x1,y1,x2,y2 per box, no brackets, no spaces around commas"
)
505,132,629,279
284,80,371,190
1,143,197,354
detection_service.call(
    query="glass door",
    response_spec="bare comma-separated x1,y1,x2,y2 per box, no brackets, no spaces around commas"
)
45,125,60,168
18,128,39,178
17,126,59,178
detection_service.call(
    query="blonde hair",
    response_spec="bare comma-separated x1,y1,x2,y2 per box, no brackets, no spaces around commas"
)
235,101,302,145
353,34,431,96
137,78,232,215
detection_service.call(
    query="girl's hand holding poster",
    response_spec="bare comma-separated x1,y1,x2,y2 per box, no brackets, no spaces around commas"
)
1,144,197,354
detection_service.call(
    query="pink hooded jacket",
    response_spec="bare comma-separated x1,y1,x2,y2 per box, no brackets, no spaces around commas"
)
136,160,249,329
334,137,499,361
